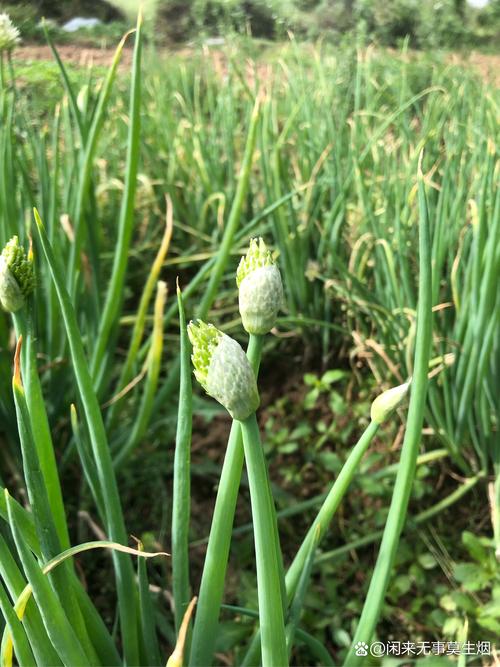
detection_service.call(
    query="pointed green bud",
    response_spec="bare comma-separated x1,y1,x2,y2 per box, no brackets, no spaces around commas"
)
370,381,411,424
0,236,35,313
236,238,283,335
188,320,259,421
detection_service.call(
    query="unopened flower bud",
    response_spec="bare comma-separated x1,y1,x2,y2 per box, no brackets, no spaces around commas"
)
0,14,20,52
370,381,410,424
236,238,283,335
188,320,259,420
0,236,35,313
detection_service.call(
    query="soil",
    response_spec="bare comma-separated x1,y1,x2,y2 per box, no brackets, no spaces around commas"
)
11,44,500,86
13,44,134,68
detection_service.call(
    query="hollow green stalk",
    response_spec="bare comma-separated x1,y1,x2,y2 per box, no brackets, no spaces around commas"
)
241,419,381,667
12,309,70,551
189,334,263,667
285,527,320,660
286,420,379,602
137,542,162,667
240,412,288,667
344,160,433,665
91,12,143,395
172,285,193,634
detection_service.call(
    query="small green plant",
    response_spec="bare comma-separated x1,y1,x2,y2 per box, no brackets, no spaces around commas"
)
441,531,500,639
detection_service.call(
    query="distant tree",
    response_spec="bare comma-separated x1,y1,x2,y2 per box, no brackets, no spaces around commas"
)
25,0,123,21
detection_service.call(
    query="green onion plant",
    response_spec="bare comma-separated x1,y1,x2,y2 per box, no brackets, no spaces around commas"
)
0,11,497,667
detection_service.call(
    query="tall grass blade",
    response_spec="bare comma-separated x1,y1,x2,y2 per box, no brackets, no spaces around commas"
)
172,284,193,633
12,310,71,551
11,337,97,664
0,536,62,667
0,581,35,667
91,11,144,394
137,542,162,667
240,413,288,667
4,491,89,667
113,280,167,468
344,155,433,664
189,334,264,667
33,208,140,665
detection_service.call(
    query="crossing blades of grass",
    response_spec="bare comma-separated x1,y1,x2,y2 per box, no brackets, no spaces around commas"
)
5,490,89,667
11,337,97,664
113,279,167,468
0,580,35,667
1,533,168,667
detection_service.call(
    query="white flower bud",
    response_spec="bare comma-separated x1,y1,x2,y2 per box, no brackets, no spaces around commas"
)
237,238,283,335
370,381,411,424
188,320,259,421
0,14,20,52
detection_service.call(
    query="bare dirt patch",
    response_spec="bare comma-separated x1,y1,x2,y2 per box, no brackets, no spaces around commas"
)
12,43,500,87
448,51,500,86
13,44,133,68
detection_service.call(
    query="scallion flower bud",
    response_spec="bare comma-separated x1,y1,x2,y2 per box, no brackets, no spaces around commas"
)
370,381,410,424
188,320,259,421
0,14,20,52
0,236,35,313
236,237,283,335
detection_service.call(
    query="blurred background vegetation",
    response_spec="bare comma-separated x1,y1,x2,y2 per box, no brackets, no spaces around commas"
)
3,0,500,49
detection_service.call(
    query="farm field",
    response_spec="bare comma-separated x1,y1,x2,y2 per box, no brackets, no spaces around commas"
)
0,9,498,667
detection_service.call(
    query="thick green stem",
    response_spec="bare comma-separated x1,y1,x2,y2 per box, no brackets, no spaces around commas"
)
172,287,193,634
189,334,263,667
241,419,380,667
12,311,70,551
240,412,288,667
91,15,143,395
493,466,500,561
286,420,379,602
344,162,433,666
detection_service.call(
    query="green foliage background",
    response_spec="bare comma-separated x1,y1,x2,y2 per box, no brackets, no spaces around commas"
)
4,0,500,48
